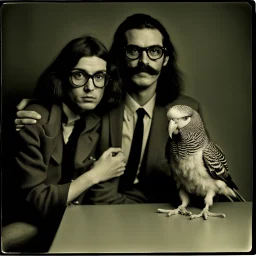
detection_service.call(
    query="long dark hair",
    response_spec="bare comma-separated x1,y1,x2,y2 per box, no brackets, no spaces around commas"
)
109,13,183,106
34,36,122,113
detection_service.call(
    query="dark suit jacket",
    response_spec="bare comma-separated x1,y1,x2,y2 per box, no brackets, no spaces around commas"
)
15,103,101,220
88,94,201,204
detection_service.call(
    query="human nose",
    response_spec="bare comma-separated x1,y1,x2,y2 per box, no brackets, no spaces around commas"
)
84,78,95,91
139,50,150,64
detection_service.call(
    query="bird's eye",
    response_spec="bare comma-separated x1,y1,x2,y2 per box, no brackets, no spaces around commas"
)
182,116,190,121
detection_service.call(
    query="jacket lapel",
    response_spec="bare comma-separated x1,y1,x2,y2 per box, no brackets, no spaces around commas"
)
98,113,110,154
142,105,169,176
51,131,64,164
109,102,125,147
75,113,101,168
42,105,63,165
107,103,169,175
41,106,102,167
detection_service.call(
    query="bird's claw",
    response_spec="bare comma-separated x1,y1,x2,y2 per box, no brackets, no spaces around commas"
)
179,207,192,216
167,209,180,216
157,207,192,217
190,209,226,220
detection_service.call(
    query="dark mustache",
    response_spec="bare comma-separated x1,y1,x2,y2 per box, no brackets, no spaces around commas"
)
129,64,159,76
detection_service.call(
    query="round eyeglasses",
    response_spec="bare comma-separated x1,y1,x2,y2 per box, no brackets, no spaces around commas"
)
70,70,110,88
125,45,167,61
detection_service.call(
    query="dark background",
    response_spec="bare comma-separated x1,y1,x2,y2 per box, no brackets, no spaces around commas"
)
1,2,253,200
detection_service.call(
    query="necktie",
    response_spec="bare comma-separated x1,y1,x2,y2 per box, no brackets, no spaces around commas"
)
119,108,146,190
61,117,86,183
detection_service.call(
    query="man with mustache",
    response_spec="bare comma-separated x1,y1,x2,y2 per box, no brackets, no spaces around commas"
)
15,14,202,204
88,13,202,204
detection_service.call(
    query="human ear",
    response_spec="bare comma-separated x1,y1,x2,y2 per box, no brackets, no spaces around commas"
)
163,55,169,66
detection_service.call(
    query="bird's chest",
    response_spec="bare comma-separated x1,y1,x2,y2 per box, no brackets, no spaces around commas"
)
171,150,215,196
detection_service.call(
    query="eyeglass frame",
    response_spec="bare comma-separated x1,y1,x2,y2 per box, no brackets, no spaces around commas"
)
69,69,111,88
124,44,167,61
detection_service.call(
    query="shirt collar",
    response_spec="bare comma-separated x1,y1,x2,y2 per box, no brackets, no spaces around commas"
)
62,102,81,125
125,93,156,119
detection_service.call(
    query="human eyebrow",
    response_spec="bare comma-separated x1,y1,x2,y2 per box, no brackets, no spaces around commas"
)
148,44,164,48
126,44,139,47
93,69,107,74
71,69,107,74
71,68,85,73
127,44,164,48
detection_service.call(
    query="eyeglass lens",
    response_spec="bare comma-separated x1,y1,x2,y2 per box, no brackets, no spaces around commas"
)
71,71,109,88
126,45,165,60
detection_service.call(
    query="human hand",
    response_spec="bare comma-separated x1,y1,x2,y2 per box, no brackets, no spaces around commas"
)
15,99,41,131
91,147,126,183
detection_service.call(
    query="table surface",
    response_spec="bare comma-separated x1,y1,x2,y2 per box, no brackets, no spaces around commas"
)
49,202,252,253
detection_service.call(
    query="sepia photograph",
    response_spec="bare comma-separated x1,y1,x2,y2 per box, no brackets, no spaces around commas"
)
1,1,253,254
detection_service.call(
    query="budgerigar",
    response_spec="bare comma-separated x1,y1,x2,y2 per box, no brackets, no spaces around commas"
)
158,105,245,220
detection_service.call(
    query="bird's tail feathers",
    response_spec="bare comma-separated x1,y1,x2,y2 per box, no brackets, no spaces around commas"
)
233,189,246,202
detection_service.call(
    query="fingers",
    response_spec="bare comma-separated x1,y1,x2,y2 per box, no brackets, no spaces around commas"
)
102,147,122,157
15,124,24,131
117,170,124,176
114,151,126,162
16,98,35,111
16,110,41,120
14,110,41,130
117,162,126,175
15,118,37,125
116,166,125,176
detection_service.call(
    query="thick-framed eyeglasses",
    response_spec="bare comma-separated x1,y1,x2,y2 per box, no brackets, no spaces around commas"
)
70,69,110,88
125,44,167,61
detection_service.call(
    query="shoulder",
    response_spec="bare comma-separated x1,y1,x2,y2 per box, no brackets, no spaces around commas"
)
102,101,125,118
25,103,62,125
165,94,200,112
18,103,62,140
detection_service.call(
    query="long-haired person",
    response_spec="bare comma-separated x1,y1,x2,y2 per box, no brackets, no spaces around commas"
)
14,14,203,204
3,36,125,252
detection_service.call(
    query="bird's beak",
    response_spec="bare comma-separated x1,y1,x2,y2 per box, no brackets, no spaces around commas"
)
168,119,178,139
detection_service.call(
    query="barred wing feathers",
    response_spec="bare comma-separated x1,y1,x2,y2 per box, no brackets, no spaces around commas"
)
203,142,238,190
